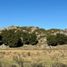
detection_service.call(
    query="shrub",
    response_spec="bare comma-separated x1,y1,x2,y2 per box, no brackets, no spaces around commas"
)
22,32,30,44
22,32,38,45
1,29,23,47
1,29,38,47
47,35,57,46
29,33,38,45
47,33,67,46
56,33,67,45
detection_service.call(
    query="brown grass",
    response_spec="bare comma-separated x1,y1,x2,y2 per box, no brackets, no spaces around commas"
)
0,49,67,67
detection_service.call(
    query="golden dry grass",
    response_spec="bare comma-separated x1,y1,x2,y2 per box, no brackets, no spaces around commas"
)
0,49,67,64
0,48,67,67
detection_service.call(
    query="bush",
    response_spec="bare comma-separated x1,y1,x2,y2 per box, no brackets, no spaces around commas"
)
22,32,38,45
47,33,67,46
47,35,57,46
29,33,38,45
1,29,38,47
56,33,67,45
1,29,23,47
22,32,30,44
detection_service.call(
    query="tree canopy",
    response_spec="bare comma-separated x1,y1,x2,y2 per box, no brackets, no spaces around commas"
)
47,33,67,46
1,29,38,47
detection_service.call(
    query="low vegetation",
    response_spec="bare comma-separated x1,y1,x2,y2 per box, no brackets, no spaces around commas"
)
47,33,67,46
0,26,67,48
0,26,67,67
0,45,67,67
0,29,38,47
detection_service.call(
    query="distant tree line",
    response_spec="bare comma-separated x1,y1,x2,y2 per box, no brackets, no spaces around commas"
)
47,33,67,46
0,28,67,48
0,29,38,47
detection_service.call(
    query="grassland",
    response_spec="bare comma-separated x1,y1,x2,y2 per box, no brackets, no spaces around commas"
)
0,48,67,67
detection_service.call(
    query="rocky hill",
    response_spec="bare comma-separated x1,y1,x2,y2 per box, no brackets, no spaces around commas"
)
0,26,67,67
0,26,67,49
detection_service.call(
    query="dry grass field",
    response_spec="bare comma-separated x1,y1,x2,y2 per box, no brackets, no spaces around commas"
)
0,48,67,67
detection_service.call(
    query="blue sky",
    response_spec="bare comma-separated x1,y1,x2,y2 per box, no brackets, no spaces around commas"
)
0,0,67,29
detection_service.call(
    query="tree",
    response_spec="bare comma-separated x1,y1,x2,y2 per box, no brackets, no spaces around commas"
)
22,32,38,45
56,33,67,45
47,33,67,46
29,33,38,45
1,29,38,47
22,32,30,44
47,35,57,46
1,29,23,47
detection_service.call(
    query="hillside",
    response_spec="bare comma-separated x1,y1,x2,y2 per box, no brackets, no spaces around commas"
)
0,26,67,49
0,26,67,67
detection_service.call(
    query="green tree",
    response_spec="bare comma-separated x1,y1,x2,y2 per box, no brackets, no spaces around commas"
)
47,35,57,46
56,33,67,45
22,32,38,45
29,33,38,45
1,29,23,47
47,33,67,46
1,29,38,47
22,32,30,44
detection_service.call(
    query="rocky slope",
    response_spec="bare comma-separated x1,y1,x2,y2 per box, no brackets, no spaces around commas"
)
0,26,67,49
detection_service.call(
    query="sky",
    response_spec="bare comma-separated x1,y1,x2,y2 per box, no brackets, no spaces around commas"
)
0,0,67,29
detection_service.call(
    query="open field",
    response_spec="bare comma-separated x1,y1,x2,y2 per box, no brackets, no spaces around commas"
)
0,48,67,67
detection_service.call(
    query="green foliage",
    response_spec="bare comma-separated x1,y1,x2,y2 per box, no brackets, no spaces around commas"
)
22,32,30,44
56,33,67,45
1,29,38,47
47,33,67,46
22,32,38,45
1,26,67,47
1,29,23,47
47,35,57,46
29,33,38,45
